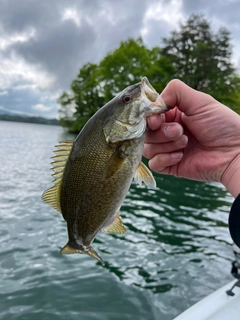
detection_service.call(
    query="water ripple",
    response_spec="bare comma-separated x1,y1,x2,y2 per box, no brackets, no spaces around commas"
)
0,121,234,320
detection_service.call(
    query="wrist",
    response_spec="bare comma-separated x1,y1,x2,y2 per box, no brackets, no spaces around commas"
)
222,154,240,198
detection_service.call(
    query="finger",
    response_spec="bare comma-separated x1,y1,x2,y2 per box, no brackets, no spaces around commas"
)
145,122,184,144
161,79,216,115
147,108,181,130
146,114,164,130
143,135,188,159
148,152,183,173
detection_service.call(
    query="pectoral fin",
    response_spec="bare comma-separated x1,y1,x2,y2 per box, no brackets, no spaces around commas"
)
101,151,121,181
102,212,126,234
101,144,130,181
134,162,156,188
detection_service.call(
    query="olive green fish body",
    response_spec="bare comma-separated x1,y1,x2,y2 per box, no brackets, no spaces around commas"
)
42,77,169,265
61,113,144,253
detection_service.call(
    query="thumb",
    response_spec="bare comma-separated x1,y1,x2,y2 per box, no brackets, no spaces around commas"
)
161,79,215,116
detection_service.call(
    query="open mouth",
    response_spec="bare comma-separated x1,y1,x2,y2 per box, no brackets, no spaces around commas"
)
141,77,159,102
141,77,170,115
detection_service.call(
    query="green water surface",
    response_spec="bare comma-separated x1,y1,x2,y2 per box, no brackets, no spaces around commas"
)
0,121,234,320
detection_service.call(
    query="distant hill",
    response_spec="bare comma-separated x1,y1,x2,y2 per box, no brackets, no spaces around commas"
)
0,113,59,126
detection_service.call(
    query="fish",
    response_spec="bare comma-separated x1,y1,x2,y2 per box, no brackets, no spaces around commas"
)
42,77,169,266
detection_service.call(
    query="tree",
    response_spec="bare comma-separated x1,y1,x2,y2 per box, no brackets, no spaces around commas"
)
162,14,240,107
58,16,240,133
99,38,174,100
58,63,105,133
58,38,174,133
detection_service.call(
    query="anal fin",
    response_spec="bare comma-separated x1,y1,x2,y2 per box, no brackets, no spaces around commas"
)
102,212,126,234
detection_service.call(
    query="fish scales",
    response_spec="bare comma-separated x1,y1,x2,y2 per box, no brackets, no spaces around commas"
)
42,77,169,265
61,116,143,245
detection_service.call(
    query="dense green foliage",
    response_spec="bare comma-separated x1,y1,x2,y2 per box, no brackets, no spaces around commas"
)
58,38,174,133
0,114,59,125
162,14,240,111
59,14,240,133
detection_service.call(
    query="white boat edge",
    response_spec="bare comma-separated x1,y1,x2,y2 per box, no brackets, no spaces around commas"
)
173,279,240,320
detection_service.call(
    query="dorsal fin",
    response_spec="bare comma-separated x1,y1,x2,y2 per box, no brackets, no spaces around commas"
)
41,140,73,213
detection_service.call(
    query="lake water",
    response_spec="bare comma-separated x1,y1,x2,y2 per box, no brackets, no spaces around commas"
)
0,120,235,320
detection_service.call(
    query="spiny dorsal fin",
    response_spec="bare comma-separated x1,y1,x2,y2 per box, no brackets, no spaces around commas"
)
134,162,156,188
102,212,126,234
41,140,73,213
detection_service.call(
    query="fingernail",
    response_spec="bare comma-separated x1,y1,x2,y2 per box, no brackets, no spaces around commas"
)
164,125,181,138
147,115,161,130
171,152,183,159
176,135,188,146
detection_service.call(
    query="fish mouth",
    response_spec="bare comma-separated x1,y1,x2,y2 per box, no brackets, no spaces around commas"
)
141,77,170,116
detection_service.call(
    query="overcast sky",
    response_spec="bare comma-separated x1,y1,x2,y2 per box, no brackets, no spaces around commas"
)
0,0,239,119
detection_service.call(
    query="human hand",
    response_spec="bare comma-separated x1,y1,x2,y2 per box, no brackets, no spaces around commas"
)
143,80,240,197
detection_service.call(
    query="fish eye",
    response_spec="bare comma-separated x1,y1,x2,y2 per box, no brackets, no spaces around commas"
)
121,94,132,104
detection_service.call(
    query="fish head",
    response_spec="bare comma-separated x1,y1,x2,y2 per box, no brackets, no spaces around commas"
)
103,77,169,143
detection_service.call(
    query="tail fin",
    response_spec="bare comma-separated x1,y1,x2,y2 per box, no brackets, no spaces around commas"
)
60,243,105,266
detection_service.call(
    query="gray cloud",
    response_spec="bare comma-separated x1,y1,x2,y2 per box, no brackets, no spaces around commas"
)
182,0,240,23
0,87,57,118
0,0,150,91
10,19,97,89
0,0,239,118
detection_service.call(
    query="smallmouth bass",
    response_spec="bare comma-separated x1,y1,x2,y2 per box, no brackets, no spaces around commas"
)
42,77,169,266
